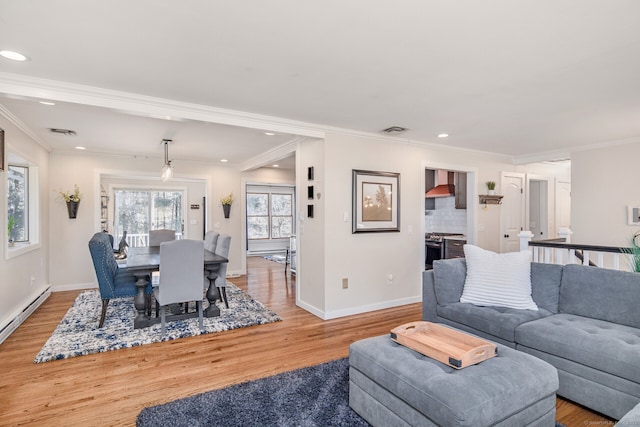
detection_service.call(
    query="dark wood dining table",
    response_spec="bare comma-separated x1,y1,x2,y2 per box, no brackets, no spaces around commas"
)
125,246,229,329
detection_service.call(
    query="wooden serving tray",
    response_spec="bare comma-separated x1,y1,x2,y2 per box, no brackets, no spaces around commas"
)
390,321,497,369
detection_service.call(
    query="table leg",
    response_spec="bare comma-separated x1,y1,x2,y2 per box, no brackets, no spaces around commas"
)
205,269,221,318
134,273,150,328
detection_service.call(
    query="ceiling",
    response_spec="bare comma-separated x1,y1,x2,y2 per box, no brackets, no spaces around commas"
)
1,0,639,166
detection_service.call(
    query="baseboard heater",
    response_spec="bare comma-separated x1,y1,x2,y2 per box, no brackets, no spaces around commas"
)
0,287,51,345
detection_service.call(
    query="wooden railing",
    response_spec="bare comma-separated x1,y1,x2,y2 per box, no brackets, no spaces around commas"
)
519,229,638,271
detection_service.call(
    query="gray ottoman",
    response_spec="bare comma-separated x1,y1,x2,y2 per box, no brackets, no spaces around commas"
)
349,334,558,427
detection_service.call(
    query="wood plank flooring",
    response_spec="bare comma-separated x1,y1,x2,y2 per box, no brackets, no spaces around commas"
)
0,256,614,426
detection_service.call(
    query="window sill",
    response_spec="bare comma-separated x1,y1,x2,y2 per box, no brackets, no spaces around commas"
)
6,241,41,260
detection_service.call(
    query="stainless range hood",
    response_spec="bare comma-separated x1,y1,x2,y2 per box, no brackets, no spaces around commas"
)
426,170,455,198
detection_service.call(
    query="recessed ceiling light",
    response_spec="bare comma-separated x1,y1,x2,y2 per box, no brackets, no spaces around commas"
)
75,146,86,150
220,159,228,163
272,164,280,168
0,50,28,61
39,101,55,106
264,132,276,136
437,133,449,138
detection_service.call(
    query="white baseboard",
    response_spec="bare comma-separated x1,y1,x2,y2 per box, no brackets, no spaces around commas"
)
51,282,97,292
0,287,52,344
297,295,422,320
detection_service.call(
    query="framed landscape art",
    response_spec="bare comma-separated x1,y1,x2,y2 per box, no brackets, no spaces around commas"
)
352,169,400,233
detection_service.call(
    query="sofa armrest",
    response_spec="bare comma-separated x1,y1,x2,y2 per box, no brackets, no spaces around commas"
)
422,270,437,322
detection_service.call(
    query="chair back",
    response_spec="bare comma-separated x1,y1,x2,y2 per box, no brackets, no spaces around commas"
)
149,229,176,246
88,232,119,298
204,230,219,253
157,239,204,305
214,234,231,287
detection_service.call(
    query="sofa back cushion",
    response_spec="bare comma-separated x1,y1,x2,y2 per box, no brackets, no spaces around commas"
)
560,264,640,328
530,262,563,313
433,258,562,312
433,258,467,305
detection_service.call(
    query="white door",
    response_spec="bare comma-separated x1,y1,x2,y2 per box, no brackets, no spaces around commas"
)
501,173,525,253
556,180,571,233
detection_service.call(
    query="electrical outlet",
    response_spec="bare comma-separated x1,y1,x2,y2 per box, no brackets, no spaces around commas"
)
342,278,348,289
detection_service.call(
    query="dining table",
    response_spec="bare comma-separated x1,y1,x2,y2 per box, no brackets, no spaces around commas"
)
125,246,229,329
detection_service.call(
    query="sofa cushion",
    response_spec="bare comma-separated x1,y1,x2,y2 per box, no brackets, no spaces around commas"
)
530,262,563,314
516,313,640,384
460,245,538,310
437,302,552,343
560,264,640,328
433,258,467,305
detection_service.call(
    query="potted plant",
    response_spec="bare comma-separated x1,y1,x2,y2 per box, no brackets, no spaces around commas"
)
220,192,234,218
7,215,15,247
59,185,82,218
486,181,496,195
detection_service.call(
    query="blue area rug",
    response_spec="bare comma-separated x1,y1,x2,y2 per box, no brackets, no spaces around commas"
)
137,358,366,427
34,282,281,363
137,358,568,427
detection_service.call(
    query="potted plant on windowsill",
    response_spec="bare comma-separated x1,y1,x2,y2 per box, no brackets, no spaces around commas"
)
220,192,234,219
59,185,82,219
486,181,496,195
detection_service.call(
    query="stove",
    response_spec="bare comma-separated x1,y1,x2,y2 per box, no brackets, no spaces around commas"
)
425,232,465,269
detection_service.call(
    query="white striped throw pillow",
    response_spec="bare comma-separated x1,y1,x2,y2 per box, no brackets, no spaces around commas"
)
460,244,538,311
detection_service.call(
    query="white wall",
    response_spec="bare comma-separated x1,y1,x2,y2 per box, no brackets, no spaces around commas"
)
572,142,640,247
305,132,570,319
48,151,244,290
0,115,50,331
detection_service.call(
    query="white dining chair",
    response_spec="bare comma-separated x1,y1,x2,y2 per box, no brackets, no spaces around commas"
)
149,229,176,247
153,239,204,335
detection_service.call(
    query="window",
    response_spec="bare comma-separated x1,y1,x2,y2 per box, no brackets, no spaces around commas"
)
247,192,293,240
114,189,184,247
6,153,39,258
7,165,28,242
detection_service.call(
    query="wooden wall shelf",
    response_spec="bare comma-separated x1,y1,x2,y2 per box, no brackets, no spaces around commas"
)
479,194,503,205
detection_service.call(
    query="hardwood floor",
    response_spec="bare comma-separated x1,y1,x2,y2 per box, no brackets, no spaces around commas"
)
0,256,614,426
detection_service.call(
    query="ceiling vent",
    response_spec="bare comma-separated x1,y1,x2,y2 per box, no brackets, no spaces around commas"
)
380,126,409,134
49,128,77,136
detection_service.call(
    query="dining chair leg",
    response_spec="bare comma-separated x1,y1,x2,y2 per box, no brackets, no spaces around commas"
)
99,299,109,328
197,300,203,331
219,286,229,308
160,306,166,336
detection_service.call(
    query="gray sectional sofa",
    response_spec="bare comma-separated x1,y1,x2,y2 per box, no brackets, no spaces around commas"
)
423,258,640,420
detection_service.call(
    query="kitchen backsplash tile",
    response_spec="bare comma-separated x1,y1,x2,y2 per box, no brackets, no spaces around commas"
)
425,197,467,233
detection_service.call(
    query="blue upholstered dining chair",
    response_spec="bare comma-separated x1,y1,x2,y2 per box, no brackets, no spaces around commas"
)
153,239,205,335
88,232,152,328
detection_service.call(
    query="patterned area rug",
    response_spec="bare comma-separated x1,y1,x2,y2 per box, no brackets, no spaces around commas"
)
34,282,281,363
262,254,287,264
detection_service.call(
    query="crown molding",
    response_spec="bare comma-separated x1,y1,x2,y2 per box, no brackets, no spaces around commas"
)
0,103,51,151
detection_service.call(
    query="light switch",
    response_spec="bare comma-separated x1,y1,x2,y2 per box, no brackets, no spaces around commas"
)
190,219,197,225
343,212,349,222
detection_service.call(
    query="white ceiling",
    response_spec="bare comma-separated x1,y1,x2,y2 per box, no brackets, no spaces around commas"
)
1,0,639,165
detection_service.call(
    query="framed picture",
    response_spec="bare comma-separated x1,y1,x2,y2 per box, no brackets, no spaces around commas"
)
628,206,640,225
352,169,400,233
0,128,4,171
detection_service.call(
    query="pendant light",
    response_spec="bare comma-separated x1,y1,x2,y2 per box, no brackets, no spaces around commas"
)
161,139,173,182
